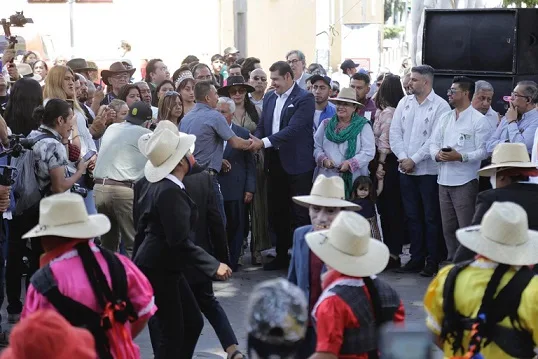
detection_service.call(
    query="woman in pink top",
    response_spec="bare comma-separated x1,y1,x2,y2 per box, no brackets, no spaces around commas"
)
22,193,156,359
373,74,407,270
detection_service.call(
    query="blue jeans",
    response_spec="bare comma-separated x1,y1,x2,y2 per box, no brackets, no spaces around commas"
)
399,174,444,266
211,175,227,227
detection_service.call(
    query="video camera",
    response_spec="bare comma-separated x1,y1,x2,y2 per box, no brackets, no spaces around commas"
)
1,11,33,53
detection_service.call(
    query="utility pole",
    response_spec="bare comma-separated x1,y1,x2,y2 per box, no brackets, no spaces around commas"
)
69,0,75,57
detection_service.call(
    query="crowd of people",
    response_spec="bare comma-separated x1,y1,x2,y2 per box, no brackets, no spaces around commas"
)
0,42,537,359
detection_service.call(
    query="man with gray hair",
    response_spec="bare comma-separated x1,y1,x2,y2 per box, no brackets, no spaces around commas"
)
472,80,499,131
486,80,538,154
286,50,311,90
217,97,255,271
389,64,451,276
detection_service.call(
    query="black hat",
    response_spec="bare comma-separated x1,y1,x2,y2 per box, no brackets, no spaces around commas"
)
340,59,360,71
125,101,152,125
217,76,255,97
309,74,332,86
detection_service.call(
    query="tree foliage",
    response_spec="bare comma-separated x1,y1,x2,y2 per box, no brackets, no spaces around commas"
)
384,0,406,22
502,0,538,6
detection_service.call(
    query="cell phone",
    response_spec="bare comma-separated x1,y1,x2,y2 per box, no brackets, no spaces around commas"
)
441,147,452,152
82,150,96,162
379,323,434,359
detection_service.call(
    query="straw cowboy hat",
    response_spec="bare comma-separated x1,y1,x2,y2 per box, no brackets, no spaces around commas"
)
217,75,255,97
328,88,363,107
138,120,196,183
66,58,97,73
478,143,538,177
457,201,538,266
293,175,361,210
11,63,41,83
101,61,136,86
22,193,111,239
305,211,389,277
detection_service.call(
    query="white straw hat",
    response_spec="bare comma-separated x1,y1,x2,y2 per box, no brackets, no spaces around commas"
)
305,211,389,277
12,63,41,83
328,88,362,107
293,175,361,210
23,193,111,239
456,202,538,266
138,120,196,183
478,143,537,177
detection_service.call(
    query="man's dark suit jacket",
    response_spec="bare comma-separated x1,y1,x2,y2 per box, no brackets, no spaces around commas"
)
218,123,256,201
254,84,315,175
454,182,538,263
132,177,219,277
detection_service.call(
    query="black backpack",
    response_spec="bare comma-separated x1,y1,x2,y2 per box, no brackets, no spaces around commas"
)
30,242,138,359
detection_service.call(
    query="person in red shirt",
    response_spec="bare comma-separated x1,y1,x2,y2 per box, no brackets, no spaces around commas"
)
306,211,405,359
288,175,361,359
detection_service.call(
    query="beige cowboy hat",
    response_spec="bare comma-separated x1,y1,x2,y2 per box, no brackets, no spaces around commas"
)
306,211,389,277
328,87,363,107
22,193,111,239
293,175,361,210
138,120,196,183
478,143,538,177
101,62,136,86
11,63,41,83
457,202,538,266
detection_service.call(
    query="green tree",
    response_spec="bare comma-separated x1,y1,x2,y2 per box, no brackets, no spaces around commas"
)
384,0,406,23
502,0,538,6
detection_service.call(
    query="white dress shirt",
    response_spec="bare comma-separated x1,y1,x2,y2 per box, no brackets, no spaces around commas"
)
262,84,296,149
429,106,491,186
165,174,185,189
530,126,538,184
484,107,499,133
389,90,451,176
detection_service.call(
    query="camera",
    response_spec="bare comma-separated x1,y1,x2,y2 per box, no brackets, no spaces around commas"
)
1,11,33,50
71,183,88,198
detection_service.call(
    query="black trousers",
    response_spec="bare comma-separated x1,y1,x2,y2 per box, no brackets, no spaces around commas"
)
190,279,238,350
266,151,313,258
224,200,245,271
376,153,407,257
6,211,42,314
142,268,203,359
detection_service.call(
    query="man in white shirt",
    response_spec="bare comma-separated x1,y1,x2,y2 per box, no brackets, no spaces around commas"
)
472,80,499,132
286,50,311,90
430,77,490,264
389,65,451,277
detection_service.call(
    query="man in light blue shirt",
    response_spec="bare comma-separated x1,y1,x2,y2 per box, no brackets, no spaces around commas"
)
486,81,538,154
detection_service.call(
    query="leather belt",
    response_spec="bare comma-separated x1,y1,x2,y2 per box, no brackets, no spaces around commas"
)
94,178,135,188
207,169,218,176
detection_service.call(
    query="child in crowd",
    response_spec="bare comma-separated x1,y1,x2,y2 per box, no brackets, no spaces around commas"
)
351,176,383,240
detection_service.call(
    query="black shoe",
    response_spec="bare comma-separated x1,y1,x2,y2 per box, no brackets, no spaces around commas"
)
394,261,423,273
384,257,401,271
419,263,438,277
263,257,289,271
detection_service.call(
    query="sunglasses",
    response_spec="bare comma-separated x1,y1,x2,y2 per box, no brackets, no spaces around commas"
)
165,91,179,96
252,76,267,82
229,88,247,95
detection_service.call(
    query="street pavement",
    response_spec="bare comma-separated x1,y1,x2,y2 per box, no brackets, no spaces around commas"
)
136,248,440,359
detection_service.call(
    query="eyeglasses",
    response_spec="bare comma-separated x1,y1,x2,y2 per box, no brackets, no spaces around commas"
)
511,92,530,100
165,91,179,97
229,88,247,95
252,76,267,82
336,102,355,108
196,75,213,81
287,59,301,65
111,73,130,80
447,88,461,95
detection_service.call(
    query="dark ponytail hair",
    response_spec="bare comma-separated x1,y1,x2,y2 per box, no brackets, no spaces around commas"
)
33,99,72,128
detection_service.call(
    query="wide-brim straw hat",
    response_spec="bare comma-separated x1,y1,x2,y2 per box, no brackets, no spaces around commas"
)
22,193,111,239
478,143,538,177
101,61,136,86
217,75,255,96
306,211,389,277
66,58,97,73
328,87,363,107
293,175,361,210
11,63,41,83
457,201,538,266
138,120,196,183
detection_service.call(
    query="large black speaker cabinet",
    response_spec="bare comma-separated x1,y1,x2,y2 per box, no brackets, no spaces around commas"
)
432,73,538,114
423,9,538,74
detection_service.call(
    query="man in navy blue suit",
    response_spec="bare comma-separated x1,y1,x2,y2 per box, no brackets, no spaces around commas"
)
217,97,256,271
248,61,316,270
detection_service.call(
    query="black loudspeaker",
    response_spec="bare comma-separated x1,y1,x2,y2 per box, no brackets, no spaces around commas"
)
432,73,538,115
423,9,538,74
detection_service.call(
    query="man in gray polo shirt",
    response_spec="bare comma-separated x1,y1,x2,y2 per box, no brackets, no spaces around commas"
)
180,81,252,226
93,101,153,257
